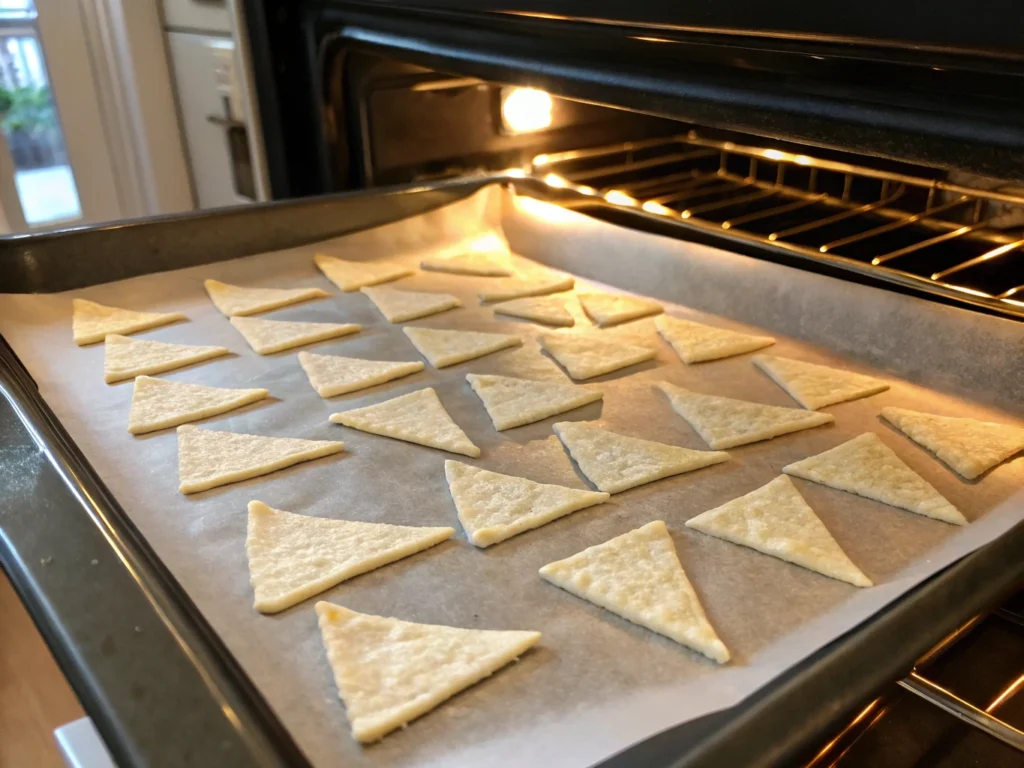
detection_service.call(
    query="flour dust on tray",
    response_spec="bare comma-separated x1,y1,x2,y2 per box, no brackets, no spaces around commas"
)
298,351,423,397
176,425,344,494
103,334,229,384
753,355,889,410
477,273,575,303
314,253,414,292
467,373,603,430
128,376,268,434
783,433,966,524
881,407,1024,480
687,476,872,586
655,315,775,364
445,460,608,547
72,298,186,346
539,332,656,380
493,294,575,327
315,601,540,743
329,387,480,457
553,421,729,494
246,501,453,613
540,520,729,663
204,279,330,317
361,285,461,323
403,326,522,368
657,382,834,449
230,316,360,355
577,291,663,327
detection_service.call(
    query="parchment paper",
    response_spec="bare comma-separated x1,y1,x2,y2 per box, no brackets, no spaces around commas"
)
1,185,1022,768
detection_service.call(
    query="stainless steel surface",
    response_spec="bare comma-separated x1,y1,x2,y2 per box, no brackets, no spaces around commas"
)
897,672,1024,751
533,134,1024,318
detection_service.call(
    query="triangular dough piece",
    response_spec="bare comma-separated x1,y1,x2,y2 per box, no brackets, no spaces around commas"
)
467,374,603,430
655,315,775,364
657,382,834,449
539,521,729,663
72,298,185,346
493,295,574,327
230,316,360,355
177,425,344,494
540,333,656,380
784,433,966,524
577,292,663,327
445,461,609,547
687,476,872,587
881,407,1024,480
315,601,540,743
361,285,460,323
128,376,268,434
478,274,575,303
754,355,889,410
421,251,513,277
553,421,729,493
330,387,479,457
299,351,423,397
403,327,522,368
246,501,453,613
204,279,329,317
104,334,229,384
314,254,414,292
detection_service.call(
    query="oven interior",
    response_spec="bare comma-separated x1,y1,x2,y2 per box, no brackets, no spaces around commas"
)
323,50,1024,320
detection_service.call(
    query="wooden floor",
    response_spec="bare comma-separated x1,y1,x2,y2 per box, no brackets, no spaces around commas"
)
0,568,84,768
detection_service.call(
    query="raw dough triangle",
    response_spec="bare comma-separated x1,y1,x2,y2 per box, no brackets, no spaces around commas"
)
72,298,185,346
687,476,872,587
478,274,575,303
553,421,729,493
783,433,965,524
539,520,729,663
204,279,329,316
299,351,423,397
445,460,609,547
361,285,460,323
577,292,663,327
403,327,522,368
177,425,344,494
493,295,574,327
128,376,268,434
316,601,540,742
540,332,656,380
881,407,1024,480
754,355,889,410
655,315,775,364
230,316,360,355
104,334,229,384
657,382,834,449
421,251,513,277
314,253,414,292
246,501,453,613
467,373,603,430
329,387,480,457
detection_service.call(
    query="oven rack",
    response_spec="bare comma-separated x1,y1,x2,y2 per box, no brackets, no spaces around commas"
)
531,135,1024,319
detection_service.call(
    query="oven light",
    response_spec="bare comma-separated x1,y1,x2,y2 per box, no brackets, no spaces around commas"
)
544,173,569,188
794,155,813,166
604,190,637,206
763,149,785,161
641,201,672,215
501,88,553,133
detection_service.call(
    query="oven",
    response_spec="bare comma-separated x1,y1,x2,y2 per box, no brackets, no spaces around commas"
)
1,2,1022,767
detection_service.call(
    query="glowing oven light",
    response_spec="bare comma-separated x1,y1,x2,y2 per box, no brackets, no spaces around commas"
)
604,190,637,206
501,88,553,133
544,173,569,188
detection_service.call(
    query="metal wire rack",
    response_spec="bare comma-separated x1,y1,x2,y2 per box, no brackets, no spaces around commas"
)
531,134,1024,318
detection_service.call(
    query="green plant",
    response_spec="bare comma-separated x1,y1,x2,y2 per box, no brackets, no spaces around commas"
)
0,85,57,137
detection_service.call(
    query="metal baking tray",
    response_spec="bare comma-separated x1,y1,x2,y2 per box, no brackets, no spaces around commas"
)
1,174,1021,768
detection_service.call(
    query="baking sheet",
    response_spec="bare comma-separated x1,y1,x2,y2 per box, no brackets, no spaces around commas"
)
1,184,1022,768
